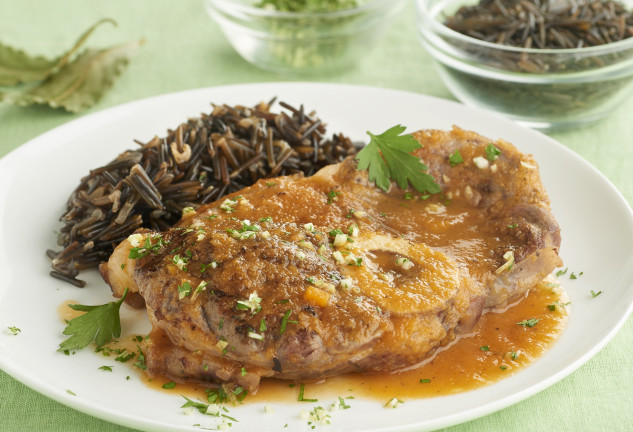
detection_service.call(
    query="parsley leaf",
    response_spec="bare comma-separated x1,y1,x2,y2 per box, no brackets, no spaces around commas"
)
355,125,440,194
58,289,128,352
516,318,540,327
485,143,501,161
449,150,464,166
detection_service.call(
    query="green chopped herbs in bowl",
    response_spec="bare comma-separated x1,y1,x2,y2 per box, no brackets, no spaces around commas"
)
204,0,405,75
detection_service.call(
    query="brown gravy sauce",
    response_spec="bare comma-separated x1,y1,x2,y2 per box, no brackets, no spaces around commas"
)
100,280,567,402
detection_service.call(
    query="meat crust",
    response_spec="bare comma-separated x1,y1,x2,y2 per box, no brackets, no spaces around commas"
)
100,126,561,392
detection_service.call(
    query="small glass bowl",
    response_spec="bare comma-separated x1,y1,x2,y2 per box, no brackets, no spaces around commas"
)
416,0,633,130
204,0,405,76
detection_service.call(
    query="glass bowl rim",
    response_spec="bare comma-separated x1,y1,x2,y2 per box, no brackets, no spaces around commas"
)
206,0,405,19
416,0,633,57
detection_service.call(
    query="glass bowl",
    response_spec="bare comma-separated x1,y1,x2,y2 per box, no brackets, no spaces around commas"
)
416,0,633,130
204,0,405,76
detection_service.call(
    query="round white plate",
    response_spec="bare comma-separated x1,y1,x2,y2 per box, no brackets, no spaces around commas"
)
0,83,632,432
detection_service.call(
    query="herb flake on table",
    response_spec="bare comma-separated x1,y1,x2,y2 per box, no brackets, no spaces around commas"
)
0,18,142,112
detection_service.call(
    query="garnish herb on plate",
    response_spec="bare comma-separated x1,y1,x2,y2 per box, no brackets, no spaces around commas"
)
6,326,21,336
516,318,540,327
355,125,440,194
58,288,128,352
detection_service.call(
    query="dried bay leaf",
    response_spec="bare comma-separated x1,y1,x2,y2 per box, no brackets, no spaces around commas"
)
0,18,117,86
6,39,143,113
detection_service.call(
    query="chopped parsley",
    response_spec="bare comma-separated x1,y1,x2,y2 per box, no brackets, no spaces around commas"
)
178,281,192,300
448,150,464,166
419,379,431,383
280,310,298,334
298,383,318,402
327,189,341,204
128,234,167,259
133,345,147,370
507,223,518,229
162,381,176,389
485,143,501,161
591,290,603,298
236,292,262,314
99,366,113,372
171,254,189,272
6,326,20,336
480,345,490,352
58,288,128,352
516,318,540,327
555,267,568,277
355,125,440,194
200,261,219,273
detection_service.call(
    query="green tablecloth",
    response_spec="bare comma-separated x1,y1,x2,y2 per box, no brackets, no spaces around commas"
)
1,0,632,430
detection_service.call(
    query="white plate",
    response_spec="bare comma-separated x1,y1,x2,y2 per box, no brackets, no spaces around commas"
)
0,83,632,432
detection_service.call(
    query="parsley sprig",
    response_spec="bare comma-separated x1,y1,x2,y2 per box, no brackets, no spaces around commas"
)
58,289,128,352
355,125,440,194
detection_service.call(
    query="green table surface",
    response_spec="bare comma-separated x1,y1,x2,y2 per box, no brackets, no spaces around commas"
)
1,0,632,431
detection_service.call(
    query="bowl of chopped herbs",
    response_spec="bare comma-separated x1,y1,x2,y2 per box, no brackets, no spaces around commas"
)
417,0,633,130
204,0,405,75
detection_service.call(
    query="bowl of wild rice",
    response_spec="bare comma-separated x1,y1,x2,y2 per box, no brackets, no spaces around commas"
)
204,0,405,75
417,0,633,130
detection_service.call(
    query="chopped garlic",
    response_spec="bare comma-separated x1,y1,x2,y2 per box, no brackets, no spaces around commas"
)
495,251,515,275
384,397,403,409
490,164,498,173
339,277,354,291
333,233,348,247
264,405,274,414
378,272,393,282
344,252,359,266
303,222,315,232
307,277,336,293
205,403,220,416
348,224,359,238
295,250,306,260
425,203,446,214
248,331,263,340
127,233,144,248
237,292,262,314
332,251,346,265
521,161,537,169
353,210,367,219
395,257,414,270
473,156,489,169
261,231,271,239
220,198,238,213
298,240,315,251
216,340,228,351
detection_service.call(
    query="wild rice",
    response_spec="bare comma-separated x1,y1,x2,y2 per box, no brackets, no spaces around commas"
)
48,99,359,286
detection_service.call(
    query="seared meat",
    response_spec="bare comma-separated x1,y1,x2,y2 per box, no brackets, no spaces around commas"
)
100,126,561,392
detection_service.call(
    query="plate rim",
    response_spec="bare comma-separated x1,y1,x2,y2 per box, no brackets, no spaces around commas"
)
1,81,632,432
